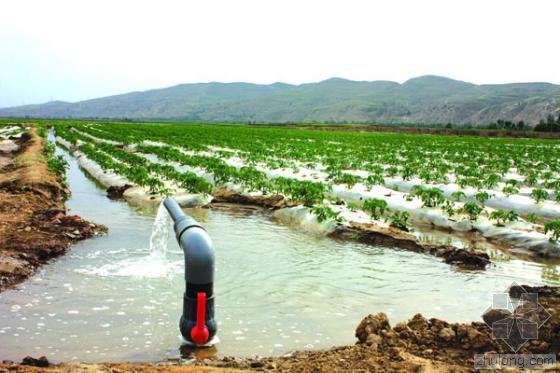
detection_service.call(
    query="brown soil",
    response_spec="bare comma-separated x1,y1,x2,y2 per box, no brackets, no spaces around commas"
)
188,285,560,372
331,222,490,269
0,129,106,292
210,189,299,210
106,184,133,200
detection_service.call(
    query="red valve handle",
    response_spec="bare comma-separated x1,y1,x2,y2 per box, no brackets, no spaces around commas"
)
190,292,209,345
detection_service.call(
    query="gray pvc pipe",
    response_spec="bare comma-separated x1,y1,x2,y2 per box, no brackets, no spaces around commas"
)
163,197,215,284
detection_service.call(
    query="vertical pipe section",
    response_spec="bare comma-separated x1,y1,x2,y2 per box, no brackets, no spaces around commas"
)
163,197,217,345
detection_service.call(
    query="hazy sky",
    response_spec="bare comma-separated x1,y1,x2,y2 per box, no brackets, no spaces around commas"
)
1,0,559,108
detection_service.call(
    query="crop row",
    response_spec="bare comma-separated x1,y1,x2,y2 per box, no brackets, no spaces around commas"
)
52,122,560,248
56,125,546,232
57,128,331,207
71,122,560,195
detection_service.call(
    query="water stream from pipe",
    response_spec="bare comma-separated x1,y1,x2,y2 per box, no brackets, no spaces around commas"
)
148,202,171,267
75,203,176,279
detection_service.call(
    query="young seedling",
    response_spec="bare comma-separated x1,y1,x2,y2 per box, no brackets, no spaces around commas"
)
489,210,519,226
526,213,538,224
461,202,484,221
386,210,411,231
416,187,445,208
364,173,385,189
401,166,415,181
531,188,548,204
403,193,415,202
442,200,456,217
474,191,494,206
451,191,467,201
386,166,399,177
310,205,343,224
506,210,519,223
346,202,359,212
502,186,519,196
525,174,538,186
484,173,501,189
544,220,560,242
363,198,390,220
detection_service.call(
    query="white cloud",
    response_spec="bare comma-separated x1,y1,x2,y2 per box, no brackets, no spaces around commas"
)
0,0,559,107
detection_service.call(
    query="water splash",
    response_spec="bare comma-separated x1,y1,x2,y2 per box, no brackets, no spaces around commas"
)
149,202,171,260
75,201,180,278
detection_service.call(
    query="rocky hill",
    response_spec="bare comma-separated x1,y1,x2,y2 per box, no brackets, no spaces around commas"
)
2,75,559,126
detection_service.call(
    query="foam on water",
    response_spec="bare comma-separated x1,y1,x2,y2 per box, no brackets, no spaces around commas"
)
75,202,178,278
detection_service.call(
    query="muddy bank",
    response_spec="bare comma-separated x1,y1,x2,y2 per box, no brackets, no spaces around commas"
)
331,222,490,269
209,189,490,269
0,129,106,292
210,188,299,210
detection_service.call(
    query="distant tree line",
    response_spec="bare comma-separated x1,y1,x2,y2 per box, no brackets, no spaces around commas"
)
486,119,526,131
534,114,560,132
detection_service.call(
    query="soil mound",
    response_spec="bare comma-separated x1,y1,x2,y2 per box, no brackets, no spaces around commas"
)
0,129,106,292
211,188,299,209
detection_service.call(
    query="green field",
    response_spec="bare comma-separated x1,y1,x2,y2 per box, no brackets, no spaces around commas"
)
44,120,560,257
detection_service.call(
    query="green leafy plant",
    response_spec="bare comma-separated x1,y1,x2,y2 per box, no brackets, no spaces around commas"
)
531,188,548,204
363,198,390,220
411,186,444,208
544,220,560,242
525,173,538,186
483,173,501,189
347,202,359,211
461,202,484,221
386,210,411,231
505,179,520,187
401,166,415,181
526,213,538,224
474,191,494,206
502,186,519,196
310,205,343,223
442,200,456,217
451,191,467,201
489,210,518,226
364,173,385,188
337,173,362,189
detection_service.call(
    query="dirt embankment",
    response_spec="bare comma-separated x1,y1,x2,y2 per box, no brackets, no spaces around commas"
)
3,285,558,372
0,129,106,292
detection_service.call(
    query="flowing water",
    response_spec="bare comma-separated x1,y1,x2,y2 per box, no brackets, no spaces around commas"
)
0,144,559,363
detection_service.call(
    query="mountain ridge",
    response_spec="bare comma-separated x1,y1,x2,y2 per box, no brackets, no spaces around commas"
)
2,75,560,125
